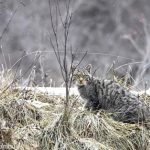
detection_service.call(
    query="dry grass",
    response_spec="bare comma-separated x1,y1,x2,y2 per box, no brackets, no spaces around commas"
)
0,72,150,150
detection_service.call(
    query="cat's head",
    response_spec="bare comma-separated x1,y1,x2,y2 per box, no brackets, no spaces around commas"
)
72,64,92,86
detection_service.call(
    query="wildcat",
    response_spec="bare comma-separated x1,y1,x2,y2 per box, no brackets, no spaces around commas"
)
72,64,150,125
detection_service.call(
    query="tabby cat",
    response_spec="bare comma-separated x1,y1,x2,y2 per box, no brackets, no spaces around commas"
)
73,64,150,125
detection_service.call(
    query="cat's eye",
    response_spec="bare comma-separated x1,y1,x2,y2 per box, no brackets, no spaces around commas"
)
85,75,89,78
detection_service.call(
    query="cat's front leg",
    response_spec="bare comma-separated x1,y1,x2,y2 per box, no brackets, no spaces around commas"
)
84,100,93,110
84,99,99,111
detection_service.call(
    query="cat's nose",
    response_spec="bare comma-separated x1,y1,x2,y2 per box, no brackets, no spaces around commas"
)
79,77,83,82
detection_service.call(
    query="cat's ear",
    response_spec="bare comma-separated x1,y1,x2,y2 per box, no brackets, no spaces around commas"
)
85,64,92,73
71,65,78,75
71,65,76,72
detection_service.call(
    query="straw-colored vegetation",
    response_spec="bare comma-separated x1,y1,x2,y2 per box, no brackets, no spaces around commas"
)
0,71,150,150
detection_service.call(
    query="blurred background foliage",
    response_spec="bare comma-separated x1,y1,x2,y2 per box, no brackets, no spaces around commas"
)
0,0,150,87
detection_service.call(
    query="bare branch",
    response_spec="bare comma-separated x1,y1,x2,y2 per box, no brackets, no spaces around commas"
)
48,0,87,110
0,2,24,43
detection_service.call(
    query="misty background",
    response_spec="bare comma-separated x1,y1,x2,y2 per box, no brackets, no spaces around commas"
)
0,0,150,87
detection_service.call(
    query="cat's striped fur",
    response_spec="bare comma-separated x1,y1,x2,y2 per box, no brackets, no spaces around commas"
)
73,64,150,125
